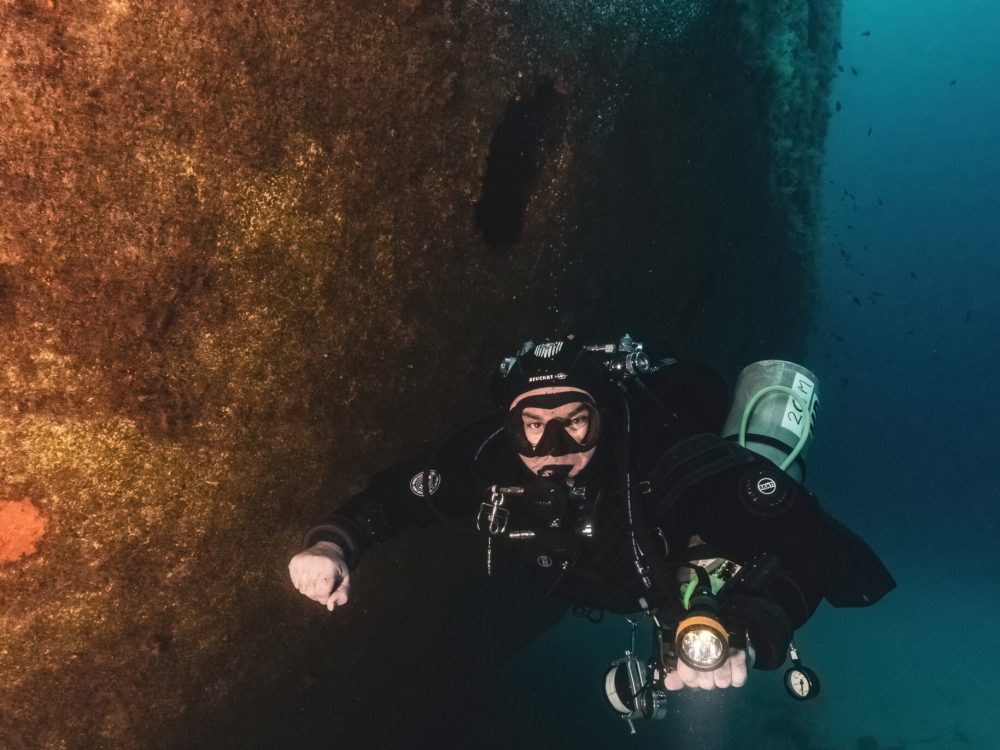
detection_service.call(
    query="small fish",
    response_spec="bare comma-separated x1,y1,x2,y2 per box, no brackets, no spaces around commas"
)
964,310,971,323
867,126,872,136
863,245,870,251
877,197,883,206
852,295,862,306
871,291,882,297
861,30,871,37
851,67,859,76
950,79,957,86
846,224,854,230
836,40,843,51
910,270,917,279
836,100,842,112
840,377,849,387
838,65,845,72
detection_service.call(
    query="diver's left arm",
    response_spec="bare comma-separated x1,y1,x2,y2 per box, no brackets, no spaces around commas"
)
689,457,836,667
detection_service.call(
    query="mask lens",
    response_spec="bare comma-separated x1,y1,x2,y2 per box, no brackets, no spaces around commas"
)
505,392,601,457
519,404,599,456
531,418,580,456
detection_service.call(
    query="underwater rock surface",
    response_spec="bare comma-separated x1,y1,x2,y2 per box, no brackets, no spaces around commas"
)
0,0,839,747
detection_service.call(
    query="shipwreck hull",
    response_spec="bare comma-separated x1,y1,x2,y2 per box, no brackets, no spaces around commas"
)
0,1,840,747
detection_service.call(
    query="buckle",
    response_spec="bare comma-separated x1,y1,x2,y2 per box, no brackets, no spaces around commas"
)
477,486,518,536
477,503,510,536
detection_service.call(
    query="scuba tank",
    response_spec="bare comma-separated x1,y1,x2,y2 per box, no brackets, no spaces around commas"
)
675,359,820,604
721,360,819,482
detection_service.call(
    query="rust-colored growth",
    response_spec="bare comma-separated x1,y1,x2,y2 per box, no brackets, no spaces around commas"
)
0,498,47,563
0,0,840,746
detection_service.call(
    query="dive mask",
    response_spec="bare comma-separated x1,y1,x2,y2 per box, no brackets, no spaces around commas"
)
505,390,602,458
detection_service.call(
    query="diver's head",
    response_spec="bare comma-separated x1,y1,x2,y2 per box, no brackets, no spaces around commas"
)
509,386,600,477
493,338,612,478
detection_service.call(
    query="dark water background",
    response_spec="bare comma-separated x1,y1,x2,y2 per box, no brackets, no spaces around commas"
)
500,2,1000,748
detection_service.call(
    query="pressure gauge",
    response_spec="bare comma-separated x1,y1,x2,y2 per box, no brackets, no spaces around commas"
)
783,665,820,700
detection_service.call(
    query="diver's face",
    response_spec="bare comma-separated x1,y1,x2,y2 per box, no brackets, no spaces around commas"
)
517,399,596,477
521,401,591,445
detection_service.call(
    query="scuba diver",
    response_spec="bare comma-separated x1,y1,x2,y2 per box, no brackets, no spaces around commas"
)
289,335,894,728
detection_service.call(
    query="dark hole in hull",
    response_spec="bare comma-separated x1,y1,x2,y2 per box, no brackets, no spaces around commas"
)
475,79,567,249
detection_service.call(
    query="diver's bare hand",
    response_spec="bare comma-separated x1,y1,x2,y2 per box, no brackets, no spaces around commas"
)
288,541,351,611
663,648,747,691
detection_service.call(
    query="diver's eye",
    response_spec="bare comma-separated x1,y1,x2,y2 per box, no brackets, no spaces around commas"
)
570,416,589,427
525,421,543,431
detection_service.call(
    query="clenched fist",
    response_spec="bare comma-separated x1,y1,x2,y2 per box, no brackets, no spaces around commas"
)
288,541,351,612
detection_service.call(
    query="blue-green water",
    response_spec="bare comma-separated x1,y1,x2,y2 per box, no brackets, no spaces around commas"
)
502,2,1000,748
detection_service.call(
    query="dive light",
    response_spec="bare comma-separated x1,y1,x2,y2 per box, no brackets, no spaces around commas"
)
675,614,729,671
673,566,730,672
604,566,823,734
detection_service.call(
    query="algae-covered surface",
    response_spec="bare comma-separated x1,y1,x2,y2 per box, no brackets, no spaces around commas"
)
0,1,838,747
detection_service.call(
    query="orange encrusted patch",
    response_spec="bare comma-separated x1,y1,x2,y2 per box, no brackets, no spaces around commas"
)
0,499,48,563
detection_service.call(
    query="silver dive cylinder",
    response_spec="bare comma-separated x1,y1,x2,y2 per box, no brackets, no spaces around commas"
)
721,360,820,483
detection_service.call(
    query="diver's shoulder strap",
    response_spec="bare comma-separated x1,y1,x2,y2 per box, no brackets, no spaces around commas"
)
645,432,758,513
820,510,896,607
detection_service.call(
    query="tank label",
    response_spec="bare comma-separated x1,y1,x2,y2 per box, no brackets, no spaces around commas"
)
781,373,817,437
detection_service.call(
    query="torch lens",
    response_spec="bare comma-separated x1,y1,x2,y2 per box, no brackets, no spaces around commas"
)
676,615,729,671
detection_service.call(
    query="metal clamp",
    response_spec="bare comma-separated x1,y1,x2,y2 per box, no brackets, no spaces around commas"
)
477,486,525,577
476,485,523,536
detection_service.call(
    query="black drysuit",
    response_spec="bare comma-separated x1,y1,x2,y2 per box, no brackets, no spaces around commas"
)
305,360,892,667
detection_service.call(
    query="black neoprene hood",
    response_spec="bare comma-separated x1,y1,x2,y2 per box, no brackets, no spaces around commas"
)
492,338,614,409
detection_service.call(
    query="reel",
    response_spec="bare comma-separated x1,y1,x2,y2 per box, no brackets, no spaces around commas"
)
604,654,668,734
603,608,668,734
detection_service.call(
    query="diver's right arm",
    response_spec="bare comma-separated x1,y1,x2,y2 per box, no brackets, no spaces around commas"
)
288,413,502,610
287,462,441,611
